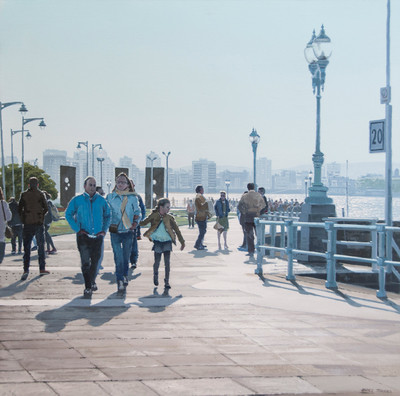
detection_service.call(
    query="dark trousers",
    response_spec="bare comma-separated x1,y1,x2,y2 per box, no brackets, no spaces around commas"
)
244,222,256,254
11,225,23,253
130,228,138,264
188,213,195,227
154,251,171,285
195,220,207,248
77,234,103,289
23,224,46,272
0,242,5,263
44,224,55,250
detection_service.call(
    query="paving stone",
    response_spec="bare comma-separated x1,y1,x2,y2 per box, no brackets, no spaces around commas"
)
97,380,158,395
154,353,233,366
368,375,400,391
0,370,34,383
101,366,181,381
47,381,109,396
88,356,162,368
19,357,95,370
29,368,109,382
0,382,56,395
172,365,255,379
143,378,253,395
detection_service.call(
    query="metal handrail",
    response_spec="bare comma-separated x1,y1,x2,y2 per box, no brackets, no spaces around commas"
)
254,217,400,298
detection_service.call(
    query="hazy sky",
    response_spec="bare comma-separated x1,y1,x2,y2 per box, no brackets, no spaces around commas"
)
0,0,398,173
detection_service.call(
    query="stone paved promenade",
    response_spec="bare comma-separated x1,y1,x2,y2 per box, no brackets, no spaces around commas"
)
1,220,400,395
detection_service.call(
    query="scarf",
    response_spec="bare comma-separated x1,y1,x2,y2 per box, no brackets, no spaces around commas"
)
115,189,135,229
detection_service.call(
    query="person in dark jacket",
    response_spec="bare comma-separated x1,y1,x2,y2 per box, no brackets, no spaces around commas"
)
8,197,23,255
18,177,49,280
214,191,230,250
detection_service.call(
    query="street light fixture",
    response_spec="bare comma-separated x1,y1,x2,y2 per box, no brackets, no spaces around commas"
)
77,141,89,177
162,151,171,198
0,100,25,198
224,179,231,199
304,25,333,204
91,143,102,176
147,154,157,210
20,104,46,192
106,180,112,194
97,148,105,188
249,128,260,187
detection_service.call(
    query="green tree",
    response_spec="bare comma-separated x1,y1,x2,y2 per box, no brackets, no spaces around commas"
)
1,163,58,200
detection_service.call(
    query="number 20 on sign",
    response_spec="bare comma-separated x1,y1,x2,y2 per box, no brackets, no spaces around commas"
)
369,119,385,153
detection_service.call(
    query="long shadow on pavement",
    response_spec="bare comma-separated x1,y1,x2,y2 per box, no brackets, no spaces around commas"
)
188,249,218,258
35,296,130,333
134,289,183,313
0,276,42,298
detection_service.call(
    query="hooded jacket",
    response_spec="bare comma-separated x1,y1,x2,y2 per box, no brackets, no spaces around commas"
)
18,188,48,225
140,211,185,246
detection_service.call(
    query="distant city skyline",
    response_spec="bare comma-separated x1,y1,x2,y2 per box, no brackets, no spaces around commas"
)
0,0,398,173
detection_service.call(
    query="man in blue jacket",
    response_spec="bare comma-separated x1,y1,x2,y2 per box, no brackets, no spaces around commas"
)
65,176,111,298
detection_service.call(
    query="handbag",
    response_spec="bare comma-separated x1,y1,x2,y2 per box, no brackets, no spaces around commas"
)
213,221,224,234
1,201,13,239
109,204,127,234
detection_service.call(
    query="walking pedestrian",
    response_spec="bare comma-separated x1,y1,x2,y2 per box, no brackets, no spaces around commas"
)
129,179,145,270
140,198,185,290
8,197,23,255
43,192,57,254
186,199,195,228
18,177,49,280
106,173,141,294
194,185,209,250
238,183,265,258
65,176,111,298
0,188,12,263
214,190,230,250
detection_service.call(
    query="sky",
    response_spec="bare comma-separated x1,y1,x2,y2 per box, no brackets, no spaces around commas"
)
0,0,399,174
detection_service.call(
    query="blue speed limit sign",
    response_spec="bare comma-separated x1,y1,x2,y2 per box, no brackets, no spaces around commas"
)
369,120,385,153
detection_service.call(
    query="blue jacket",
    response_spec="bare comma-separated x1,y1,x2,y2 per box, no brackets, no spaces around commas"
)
214,198,230,218
135,193,146,218
65,192,111,235
106,192,141,233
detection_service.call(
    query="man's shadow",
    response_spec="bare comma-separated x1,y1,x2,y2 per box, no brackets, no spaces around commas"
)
188,249,218,258
99,271,141,285
0,276,41,298
61,273,83,285
35,295,130,333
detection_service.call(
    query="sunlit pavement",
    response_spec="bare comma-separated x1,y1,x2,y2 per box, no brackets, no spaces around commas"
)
1,220,400,395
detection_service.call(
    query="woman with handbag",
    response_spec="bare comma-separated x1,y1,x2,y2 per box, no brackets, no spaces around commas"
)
0,187,12,263
214,191,230,250
106,173,141,294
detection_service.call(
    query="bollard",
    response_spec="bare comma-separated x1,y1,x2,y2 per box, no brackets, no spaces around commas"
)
255,218,263,275
325,221,337,289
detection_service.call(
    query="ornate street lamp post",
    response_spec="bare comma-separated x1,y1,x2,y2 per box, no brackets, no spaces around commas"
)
304,25,333,204
0,101,24,198
249,128,260,187
147,154,157,210
91,143,102,176
11,128,31,197
162,151,171,198
106,180,112,194
97,148,105,188
225,179,231,199
77,141,89,178
20,104,46,192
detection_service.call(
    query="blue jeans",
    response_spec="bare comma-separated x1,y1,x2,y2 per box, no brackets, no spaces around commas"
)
111,231,134,281
77,234,103,289
23,224,46,272
195,220,207,248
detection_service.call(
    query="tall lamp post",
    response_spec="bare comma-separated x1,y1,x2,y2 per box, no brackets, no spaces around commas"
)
303,25,333,204
299,25,336,264
97,149,105,187
249,128,260,187
77,141,89,177
147,154,157,210
225,179,231,199
11,128,31,197
0,101,24,198
91,143,102,176
20,104,46,192
162,151,171,198
106,180,112,194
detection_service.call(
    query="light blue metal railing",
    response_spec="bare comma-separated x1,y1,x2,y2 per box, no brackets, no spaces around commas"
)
254,217,400,298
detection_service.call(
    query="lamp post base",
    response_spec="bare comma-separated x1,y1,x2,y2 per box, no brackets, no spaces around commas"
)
298,200,336,264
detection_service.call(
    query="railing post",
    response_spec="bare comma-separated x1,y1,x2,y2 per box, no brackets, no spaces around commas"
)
285,219,295,281
376,224,387,298
270,216,276,258
371,220,378,272
280,223,285,258
325,221,338,289
255,217,264,275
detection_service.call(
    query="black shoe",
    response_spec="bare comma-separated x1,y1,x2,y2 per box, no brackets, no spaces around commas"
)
164,283,171,289
83,288,92,298
11,251,16,255
21,272,29,281
91,283,98,292
131,263,137,269
153,274,159,286
31,246,37,251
